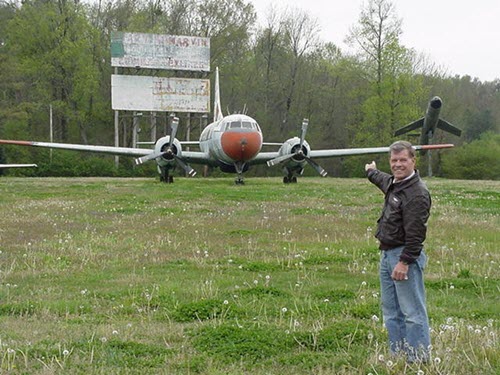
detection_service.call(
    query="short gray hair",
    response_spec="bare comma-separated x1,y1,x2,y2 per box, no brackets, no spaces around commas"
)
390,140,416,158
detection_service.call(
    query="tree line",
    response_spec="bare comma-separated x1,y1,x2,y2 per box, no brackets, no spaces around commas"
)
0,0,498,179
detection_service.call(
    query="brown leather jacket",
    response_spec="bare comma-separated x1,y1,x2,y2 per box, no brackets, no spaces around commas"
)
367,169,431,264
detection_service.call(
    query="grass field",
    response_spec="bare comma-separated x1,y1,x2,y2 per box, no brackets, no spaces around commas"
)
0,176,498,374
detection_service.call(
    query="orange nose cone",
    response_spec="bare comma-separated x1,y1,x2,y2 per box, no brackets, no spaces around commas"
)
221,131,262,161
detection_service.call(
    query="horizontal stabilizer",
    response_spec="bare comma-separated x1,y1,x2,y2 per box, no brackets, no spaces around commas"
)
394,118,424,136
437,119,462,137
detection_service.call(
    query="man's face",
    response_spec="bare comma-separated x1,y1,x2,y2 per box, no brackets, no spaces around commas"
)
390,149,415,181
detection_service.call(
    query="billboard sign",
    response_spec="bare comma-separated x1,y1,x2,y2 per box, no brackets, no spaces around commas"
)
111,31,210,71
111,75,210,113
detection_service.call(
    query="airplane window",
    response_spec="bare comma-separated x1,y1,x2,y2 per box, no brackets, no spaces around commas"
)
230,122,240,129
242,121,252,129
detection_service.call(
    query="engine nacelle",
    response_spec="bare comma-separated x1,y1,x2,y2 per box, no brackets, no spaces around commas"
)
277,136,311,168
153,136,183,167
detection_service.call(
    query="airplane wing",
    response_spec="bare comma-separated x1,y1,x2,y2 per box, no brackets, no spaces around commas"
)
251,151,280,164
0,139,215,168
394,118,424,136
437,119,462,137
181,150,212,165
0,164,37,168
252,144,454,164
309,144,454,159
0,140,152,157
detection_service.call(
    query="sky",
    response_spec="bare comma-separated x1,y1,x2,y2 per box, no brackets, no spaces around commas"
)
249,0,500,82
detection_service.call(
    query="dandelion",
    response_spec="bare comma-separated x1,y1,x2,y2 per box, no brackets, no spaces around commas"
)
112,330,119,335
223,300,229,305
434,357,441,364
386,360,393,367
281,307,288,313
371,315,380,322
100,337,107,343
417,370,424,375
378,354,385,362
361,281,367,287
63,349,69,356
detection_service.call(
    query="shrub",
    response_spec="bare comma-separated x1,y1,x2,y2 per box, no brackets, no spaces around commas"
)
441,133,500,180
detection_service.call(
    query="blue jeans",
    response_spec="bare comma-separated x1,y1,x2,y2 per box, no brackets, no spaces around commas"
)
380,247,430,362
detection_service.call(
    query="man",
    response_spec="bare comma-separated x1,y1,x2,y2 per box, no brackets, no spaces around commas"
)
365,140,431,363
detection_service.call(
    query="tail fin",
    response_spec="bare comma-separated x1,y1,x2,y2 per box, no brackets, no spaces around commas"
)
213,67,223,122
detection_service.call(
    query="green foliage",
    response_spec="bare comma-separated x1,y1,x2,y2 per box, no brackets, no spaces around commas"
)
171,299,235,322
441,133,500,180
293,320,373,351
191,323,293,363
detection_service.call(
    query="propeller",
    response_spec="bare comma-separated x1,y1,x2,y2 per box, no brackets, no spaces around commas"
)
134,117,196,176
267,119,327,177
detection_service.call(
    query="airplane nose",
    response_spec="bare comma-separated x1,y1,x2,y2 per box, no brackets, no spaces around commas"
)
221,131,262,161
430,96,442,109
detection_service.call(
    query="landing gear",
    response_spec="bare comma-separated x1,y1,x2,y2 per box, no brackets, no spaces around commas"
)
159,168,174,183
235,175,245,185
283,176,297,184
233,162,246,185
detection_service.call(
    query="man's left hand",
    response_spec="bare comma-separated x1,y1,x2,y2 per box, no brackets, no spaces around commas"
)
392,261,409,281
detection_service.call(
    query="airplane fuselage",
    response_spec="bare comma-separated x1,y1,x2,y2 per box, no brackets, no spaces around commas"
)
199,114,263,172
420,96,442,144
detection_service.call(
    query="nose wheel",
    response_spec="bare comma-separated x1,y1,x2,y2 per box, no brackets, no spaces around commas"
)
234,162,245,185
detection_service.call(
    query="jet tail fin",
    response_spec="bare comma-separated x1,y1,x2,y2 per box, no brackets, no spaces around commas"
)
437,119,462,137
394,118,424,136
213,67,223,122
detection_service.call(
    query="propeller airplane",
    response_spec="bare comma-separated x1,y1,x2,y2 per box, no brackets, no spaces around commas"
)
0,69,455,184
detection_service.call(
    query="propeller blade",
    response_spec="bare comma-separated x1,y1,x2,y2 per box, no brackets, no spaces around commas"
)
174,155,196,176
169,117,179,148
267,153,294,167
300,119,308,148
135,151,165,165
305,157,327,177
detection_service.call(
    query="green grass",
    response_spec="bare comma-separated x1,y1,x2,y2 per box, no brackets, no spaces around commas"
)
0,176,498,374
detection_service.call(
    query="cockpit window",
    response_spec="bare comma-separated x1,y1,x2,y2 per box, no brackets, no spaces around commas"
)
224,120,260,131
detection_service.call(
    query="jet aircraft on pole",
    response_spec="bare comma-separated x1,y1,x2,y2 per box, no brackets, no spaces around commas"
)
0,69,455,184
394,96,462,154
